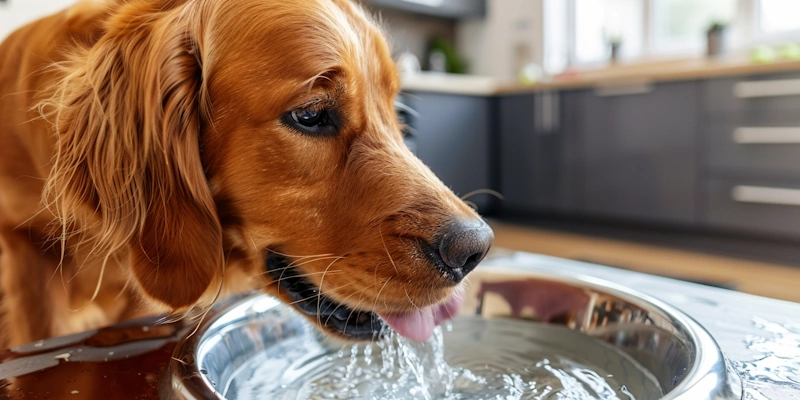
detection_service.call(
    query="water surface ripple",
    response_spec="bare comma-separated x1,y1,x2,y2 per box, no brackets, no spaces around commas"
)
225,318,662,400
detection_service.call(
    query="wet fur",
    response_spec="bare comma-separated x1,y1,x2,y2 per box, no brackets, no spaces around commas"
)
0,0,480,347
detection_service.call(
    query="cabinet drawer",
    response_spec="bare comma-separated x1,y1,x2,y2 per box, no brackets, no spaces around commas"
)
703,180,800,238
705,124,800,178
702,72,800,116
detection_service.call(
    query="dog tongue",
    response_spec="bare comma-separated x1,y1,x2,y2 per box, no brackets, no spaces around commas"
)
378,286,465,342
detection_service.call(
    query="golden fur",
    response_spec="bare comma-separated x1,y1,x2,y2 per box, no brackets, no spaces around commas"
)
0,0,482,347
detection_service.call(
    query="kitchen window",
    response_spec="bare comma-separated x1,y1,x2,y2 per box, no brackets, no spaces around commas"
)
544,0,800,74
651,0,737,53
544,0,645,71
758,0,800,34
575,0,644,63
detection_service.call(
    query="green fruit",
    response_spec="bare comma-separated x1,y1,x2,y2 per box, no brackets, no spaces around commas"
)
779,43,800,60
751,46,778,63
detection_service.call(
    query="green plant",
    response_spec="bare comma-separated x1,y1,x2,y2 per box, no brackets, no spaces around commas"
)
707,21,728,34
428,37,466,74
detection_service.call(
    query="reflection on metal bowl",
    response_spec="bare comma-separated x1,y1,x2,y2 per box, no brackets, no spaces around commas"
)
161,267,743,399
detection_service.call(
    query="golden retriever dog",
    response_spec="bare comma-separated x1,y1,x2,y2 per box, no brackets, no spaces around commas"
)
0,0,493,348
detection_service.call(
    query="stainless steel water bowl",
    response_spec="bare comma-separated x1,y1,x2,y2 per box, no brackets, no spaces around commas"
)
162,267,743,399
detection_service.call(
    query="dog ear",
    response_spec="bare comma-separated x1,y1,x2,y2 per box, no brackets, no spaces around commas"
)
43,1,221,309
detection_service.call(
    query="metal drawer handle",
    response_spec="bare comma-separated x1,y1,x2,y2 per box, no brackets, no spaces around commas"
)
732,185,800,207
734,79,800,98
594,81,654,97
401,0,446,6
733,127,800,144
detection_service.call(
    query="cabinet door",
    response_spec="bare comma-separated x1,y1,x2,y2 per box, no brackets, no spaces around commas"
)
407,92,492,210
581,81,699,225
498,91,583,213
498,94,537,210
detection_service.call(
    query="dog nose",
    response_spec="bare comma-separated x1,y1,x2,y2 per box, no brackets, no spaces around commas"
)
435,219,494,282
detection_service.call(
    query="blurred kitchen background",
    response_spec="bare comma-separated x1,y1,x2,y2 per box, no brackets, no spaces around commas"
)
3,0,800,301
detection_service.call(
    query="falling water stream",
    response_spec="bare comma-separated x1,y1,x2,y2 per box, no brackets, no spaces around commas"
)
223,317,662,400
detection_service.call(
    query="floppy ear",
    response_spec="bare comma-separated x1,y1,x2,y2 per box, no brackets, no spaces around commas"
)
43,1,221,309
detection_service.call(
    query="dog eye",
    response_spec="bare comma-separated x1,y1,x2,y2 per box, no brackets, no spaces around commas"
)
292,108,326,127
283,106,338,136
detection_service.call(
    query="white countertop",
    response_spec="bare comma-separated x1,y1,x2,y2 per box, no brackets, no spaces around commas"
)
401,57,800,96
401,72,503,96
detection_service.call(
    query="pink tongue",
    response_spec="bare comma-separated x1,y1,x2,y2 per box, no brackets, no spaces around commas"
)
378,286,465,342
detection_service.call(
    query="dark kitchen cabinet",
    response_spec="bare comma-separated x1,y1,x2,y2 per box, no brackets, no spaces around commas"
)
498,91,583,214
494,71,800,240
405,91,492,211
580,81,699,225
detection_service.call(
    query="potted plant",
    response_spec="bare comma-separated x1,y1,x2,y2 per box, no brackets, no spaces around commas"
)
707,22,728,57
607,35,623,64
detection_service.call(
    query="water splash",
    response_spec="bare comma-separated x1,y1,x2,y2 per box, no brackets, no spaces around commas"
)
730,317,800,400
225,318,661,400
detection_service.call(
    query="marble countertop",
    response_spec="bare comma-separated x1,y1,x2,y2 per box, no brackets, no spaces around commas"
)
482,250,800,400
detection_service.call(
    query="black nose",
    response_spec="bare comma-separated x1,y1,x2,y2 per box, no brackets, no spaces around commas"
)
432,219,494,282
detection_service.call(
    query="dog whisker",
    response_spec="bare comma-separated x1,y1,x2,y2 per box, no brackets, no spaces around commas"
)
464,200,478,211
265,255,345,275
460,188,504,201
317,256,347,326
290,255,345,269
284,281,357,307
323,287,368,327
261,270,342,279
379,226,400,276
371,275,394,317
341,296,367,338
403,287,421,312
268,249,335,261
268,269,345,289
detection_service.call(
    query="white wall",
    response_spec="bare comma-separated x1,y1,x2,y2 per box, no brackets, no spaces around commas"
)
456,0,544,80
0,0,77,41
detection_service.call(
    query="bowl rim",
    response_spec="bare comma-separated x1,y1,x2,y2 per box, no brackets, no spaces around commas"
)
160,267,743,400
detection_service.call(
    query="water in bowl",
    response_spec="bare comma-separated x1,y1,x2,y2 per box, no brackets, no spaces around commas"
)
224,317,662,400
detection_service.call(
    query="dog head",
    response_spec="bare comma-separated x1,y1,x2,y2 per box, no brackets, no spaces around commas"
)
44,0,493,342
